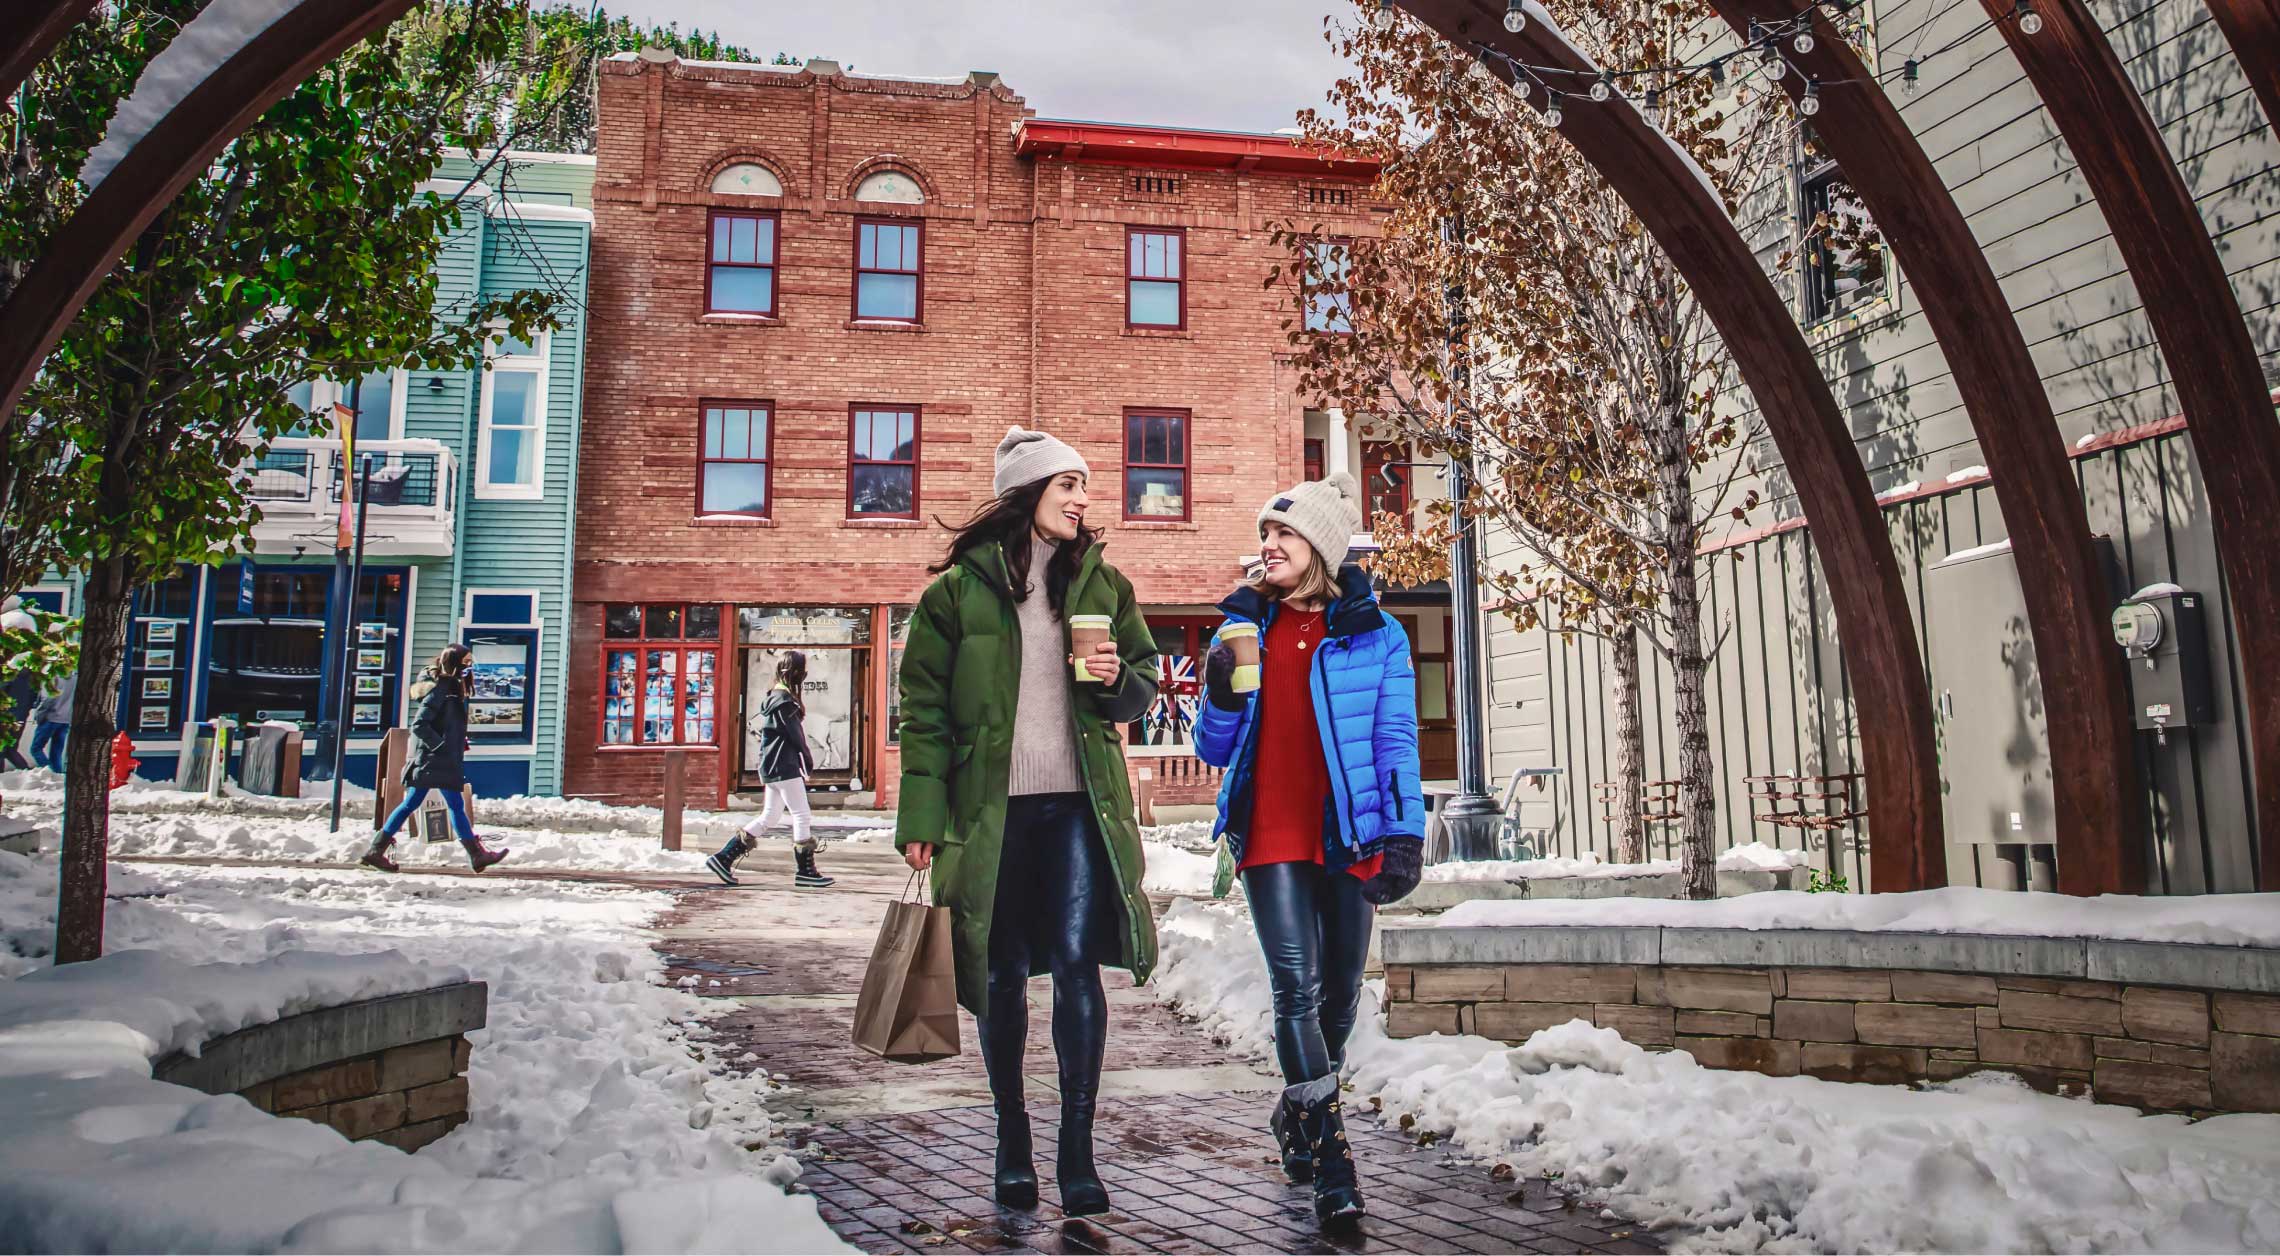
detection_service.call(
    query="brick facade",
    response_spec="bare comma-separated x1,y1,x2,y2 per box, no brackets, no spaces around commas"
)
568,54,1377,807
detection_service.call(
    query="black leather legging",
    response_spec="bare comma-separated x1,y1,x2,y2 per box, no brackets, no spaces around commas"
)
1244,860,1376,1085
980,792,1116,1116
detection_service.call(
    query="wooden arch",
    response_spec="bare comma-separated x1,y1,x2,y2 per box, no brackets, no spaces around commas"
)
2203,0,2280,130
1979,0,2280,890
1,1,98,102
1708,0,2146,894
1401,0,1946,889
0,0,423,430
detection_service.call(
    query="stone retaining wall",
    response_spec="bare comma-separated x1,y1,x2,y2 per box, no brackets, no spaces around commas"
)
1380,926,2279,1115
155,981,487,1152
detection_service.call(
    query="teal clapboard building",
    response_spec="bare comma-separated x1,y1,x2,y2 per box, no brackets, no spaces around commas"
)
53,152,596,798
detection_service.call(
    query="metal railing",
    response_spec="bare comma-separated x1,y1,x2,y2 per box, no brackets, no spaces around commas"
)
242,438,457,551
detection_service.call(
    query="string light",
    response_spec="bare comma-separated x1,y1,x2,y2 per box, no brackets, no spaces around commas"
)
2014,0,2043,35
1641,88,1662,129
1373,0,1396,33
1793,30,1816,54
1764,52,1787,79
1504,0,1527,33
1590,70,1614,101
1514,76,1533,100
1799,77,1821,116
1543,95,1565,127
1902,58,1920,95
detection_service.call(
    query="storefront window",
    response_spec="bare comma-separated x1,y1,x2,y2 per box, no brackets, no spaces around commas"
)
1136,616,1213,748
201,564,407,732
599,602,717,746
738,606,870,646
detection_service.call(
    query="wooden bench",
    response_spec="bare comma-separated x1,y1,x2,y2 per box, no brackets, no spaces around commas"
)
1745,773,1865,831
1128,752,1223,825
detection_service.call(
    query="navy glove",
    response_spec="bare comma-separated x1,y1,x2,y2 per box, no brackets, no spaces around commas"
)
1203,641,1247,711
1359,836,1424,906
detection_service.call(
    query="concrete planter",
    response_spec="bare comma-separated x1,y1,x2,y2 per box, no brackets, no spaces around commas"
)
1395,867,1802,914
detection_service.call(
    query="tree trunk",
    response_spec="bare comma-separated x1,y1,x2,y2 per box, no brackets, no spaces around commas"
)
1609,626,1647,864
1654,431,1717,901
54,552,131,963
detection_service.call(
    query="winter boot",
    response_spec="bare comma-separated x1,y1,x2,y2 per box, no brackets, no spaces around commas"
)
793,846,835,889
1270,1095,1314,1182
1056,1087,1110,1217
462,837,510,872
358,833,400,873
705,836,749,887
994,1104,1039,1209
1282,1075,1364,1229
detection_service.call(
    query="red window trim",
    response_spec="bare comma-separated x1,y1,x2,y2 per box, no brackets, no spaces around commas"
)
696,399,774,520
851,216,924,323
1303,437,1325,484
1124,225,1187,331
1362,439,1412,519
847,403,921,520
597,604,725,748
1122,407,1192,523
705,209,779,317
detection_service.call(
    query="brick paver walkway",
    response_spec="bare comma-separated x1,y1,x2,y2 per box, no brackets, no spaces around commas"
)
660,840,1662,1256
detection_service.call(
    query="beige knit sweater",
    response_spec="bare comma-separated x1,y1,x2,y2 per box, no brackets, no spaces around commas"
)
1008,534,1084,796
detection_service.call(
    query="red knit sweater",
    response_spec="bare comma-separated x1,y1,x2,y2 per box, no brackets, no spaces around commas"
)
1238,607,1383,880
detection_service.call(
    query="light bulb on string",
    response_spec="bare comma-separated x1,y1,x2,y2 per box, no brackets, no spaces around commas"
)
1764,53,1786,79
1642,88,1662,130
1373,0,1397,33
1793,30,1816,54
2016,0,2044,34
1503,0,1527,33
1799,77,1821,116
1901,58,1921,95
1515,76,1532,100
1590,71,1614,101
1708,58,1728,91
1544,93,1565,127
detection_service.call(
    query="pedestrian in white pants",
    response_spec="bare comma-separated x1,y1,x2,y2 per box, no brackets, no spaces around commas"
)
706,651,834,888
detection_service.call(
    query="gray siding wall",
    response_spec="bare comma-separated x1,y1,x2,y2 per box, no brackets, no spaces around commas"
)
1482,0,2276,891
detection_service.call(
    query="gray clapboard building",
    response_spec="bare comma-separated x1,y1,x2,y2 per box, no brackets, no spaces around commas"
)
1483,0,2277,893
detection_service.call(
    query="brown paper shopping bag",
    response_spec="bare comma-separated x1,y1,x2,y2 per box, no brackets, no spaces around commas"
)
851,872,962,1063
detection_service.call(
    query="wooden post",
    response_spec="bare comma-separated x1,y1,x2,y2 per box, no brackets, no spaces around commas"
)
662,749,685,851
279,730,303,799
375,728,408,830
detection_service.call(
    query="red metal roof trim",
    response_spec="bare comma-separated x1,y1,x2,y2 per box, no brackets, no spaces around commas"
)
1013,118,1378,178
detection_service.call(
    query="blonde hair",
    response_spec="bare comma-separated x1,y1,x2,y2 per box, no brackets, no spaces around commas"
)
1246,537,1341,607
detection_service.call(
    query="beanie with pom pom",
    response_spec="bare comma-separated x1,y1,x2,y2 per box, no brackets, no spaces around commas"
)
1257,471,1364,569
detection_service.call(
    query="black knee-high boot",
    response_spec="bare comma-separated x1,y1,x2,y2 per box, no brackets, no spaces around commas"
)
1052,964,1110,1216
1282,1074,1365,1228
982,978,1037,1208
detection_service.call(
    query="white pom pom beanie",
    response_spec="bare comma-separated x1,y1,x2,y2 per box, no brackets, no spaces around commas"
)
992,426,1090,497
1258,471,1364,569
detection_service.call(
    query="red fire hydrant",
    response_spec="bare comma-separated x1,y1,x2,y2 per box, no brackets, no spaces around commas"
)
109,732,139,790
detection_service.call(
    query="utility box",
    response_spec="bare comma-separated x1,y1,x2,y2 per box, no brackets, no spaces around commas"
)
2112,588,2215,737
1925,540,2054,847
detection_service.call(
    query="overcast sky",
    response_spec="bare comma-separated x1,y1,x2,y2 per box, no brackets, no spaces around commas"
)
602,0,1361,133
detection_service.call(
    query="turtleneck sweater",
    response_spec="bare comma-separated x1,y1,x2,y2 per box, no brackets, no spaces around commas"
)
1008,534,1084,796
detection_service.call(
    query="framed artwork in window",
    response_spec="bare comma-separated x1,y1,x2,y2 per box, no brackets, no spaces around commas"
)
144,648,176,671
354,674,385,697
147,620,178,644
141,676,173,700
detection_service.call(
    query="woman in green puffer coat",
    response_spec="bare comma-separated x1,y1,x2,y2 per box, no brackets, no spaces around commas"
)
896,426,1159,1219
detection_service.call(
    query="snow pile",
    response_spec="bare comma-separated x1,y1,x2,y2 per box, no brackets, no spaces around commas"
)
1153,898,2280,1253
1425,842,1808,883
1437,885,2280,948
0,853,847,1252
1142,841,1219,897
0,946,458,1078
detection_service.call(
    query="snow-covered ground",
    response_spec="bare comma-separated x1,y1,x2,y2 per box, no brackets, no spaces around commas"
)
0,846,847,1251
1154,898,2280,1253
1436,884,2280,948
1425,842,1808,883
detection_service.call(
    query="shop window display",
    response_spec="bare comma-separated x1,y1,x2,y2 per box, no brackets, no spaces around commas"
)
600,602,718,746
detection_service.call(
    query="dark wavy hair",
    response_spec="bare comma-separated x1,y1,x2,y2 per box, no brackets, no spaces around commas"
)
930,475,1098,617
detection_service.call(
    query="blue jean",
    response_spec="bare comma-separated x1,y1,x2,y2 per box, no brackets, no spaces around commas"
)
378,787,476,843
29,722,68,772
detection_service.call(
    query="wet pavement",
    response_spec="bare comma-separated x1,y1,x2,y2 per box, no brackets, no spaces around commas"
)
660,841,1663,1255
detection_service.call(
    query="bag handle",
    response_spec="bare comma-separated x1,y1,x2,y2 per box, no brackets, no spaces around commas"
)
901,868,931,904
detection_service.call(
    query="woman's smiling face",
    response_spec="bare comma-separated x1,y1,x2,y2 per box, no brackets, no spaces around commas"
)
1032,471,1090,542
1258,520,1318,593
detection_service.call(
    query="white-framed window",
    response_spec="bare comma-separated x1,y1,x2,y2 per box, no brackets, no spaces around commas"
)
286,368,406,443
475,329,549,500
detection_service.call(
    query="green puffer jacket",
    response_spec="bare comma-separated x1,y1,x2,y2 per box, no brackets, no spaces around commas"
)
895,538,1161,1016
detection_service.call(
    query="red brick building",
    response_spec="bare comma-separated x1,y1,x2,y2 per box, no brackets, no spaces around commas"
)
566,52,1389,808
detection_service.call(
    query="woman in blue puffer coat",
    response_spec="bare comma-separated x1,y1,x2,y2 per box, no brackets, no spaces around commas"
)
1195,471,1425,1232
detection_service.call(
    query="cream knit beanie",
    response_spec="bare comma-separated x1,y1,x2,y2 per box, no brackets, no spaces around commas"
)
1258,472,1364,569
992,426,1090,497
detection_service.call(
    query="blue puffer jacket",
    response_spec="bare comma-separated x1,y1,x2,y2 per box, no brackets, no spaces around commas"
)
1195,567,1426,872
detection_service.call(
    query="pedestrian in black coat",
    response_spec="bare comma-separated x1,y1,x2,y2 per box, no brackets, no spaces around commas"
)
361,644,509,872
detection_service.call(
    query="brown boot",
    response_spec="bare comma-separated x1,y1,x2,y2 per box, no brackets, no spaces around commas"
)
359,835,400,873
462,838,509,872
